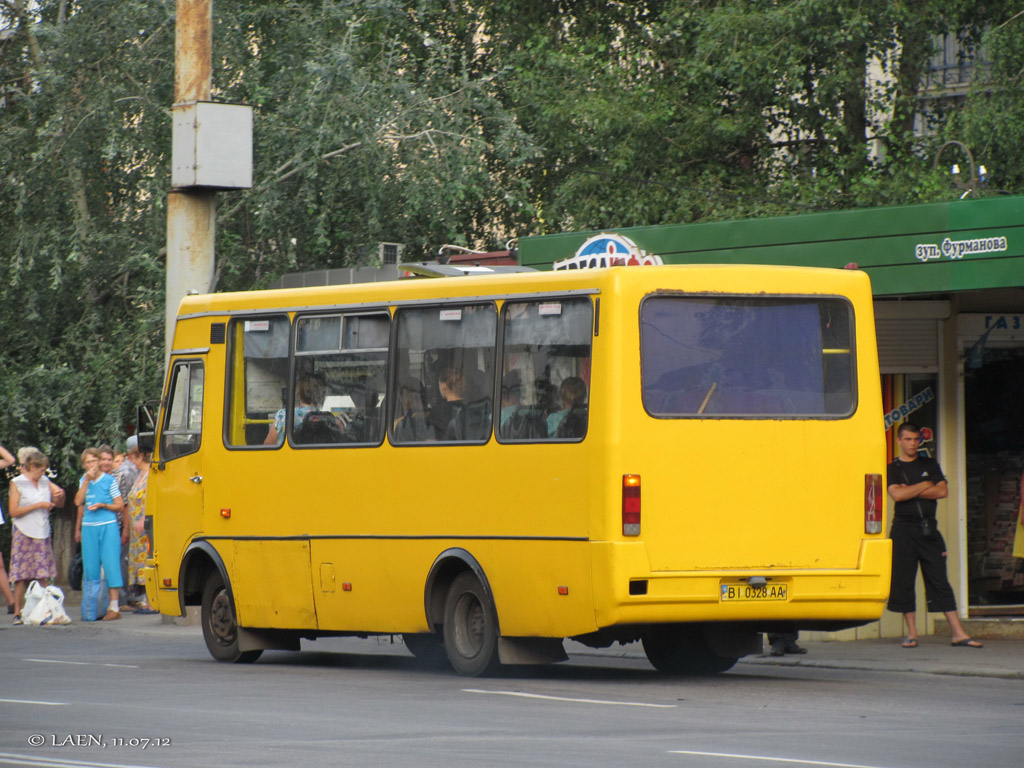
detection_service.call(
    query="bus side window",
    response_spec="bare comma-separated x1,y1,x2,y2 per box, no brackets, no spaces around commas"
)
391,303,496,445
162,360,204,460
498,298,593,443
293,312,389,447
225,316,291,448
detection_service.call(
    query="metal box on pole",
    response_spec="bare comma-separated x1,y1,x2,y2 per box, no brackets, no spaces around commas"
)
172,101,253,189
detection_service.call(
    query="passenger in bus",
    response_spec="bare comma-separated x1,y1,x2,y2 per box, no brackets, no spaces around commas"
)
439,365,491,441
393,376,433,442
499,370,524,428
264,372,328,446
337,376,382,443
500,370,546,440
438,365,465,405
547,377,588,438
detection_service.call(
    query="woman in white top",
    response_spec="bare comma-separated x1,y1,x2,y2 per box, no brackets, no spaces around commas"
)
8,449,65,624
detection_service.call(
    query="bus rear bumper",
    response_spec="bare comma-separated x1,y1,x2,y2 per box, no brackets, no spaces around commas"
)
591,539,892,628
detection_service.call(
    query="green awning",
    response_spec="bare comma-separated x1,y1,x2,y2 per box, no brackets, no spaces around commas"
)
519,196,1024,296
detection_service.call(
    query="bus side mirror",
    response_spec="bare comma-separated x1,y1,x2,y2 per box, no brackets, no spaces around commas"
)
137,401,158,454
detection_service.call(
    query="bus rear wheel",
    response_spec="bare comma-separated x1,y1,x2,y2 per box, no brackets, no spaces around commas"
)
201,571,262,664
642,626,737,675
443,572,500,677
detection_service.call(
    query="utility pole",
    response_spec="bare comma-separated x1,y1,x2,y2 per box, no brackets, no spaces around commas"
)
166,0,252,357
166,0,214,356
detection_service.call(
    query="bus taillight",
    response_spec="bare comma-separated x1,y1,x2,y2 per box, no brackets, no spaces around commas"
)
622,474,641,536
865,474,883,534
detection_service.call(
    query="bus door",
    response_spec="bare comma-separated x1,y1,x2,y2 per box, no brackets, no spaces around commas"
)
219,314,318,631
153,357,207,606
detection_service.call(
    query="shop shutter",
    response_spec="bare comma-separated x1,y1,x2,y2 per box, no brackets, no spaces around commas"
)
875,318,939,373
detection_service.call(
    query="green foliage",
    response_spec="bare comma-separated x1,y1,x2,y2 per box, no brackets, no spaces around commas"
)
1,0,171,482
952,4,1024,192
1,0,1023,486
209,0,539,288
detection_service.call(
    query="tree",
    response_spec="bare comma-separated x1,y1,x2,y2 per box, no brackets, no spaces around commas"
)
208,0,539,291
473,0,1022,227
0,0,171,479
953,6,1024,193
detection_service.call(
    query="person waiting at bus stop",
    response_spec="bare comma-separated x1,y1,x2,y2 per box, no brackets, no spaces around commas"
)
887,422,982,649
767,630,806,657
75,447,126,621
0,442,18,614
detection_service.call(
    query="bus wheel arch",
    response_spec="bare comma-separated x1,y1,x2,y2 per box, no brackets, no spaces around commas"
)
424,550,502,676
178,540,229,614
423,548,499,637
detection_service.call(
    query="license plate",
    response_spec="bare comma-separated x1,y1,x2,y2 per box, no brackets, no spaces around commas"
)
720,582,788,602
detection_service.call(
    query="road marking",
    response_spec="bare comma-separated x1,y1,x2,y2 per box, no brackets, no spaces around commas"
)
0,699,67,707
0,753,159,768
25,659,139,669
669,750,892,768
463,688,676,708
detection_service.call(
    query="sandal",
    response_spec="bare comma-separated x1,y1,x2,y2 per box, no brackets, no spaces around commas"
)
901,637,918,648
951,638,983,648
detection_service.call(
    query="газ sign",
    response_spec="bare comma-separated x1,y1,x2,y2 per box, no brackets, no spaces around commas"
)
553,233,664,271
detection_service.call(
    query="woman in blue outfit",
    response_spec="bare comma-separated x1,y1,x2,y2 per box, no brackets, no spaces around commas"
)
74,447,127,621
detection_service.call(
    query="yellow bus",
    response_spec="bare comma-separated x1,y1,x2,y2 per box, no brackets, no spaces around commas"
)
139,264,889,675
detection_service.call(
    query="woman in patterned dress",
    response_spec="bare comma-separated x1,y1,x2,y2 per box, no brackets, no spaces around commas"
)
125,451,155,612
8,449,65,624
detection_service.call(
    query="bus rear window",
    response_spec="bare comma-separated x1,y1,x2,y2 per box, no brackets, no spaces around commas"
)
640,295,855,418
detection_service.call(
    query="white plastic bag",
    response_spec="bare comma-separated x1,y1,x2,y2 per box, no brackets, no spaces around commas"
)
21,580,47,620
25,584,72,626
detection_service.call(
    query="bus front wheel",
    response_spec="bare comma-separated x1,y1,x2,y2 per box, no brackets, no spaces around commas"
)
442,572,500,677
642,626,737,675
201,571,262,664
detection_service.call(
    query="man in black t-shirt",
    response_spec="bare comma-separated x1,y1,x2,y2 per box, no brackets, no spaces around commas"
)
887,422,982,649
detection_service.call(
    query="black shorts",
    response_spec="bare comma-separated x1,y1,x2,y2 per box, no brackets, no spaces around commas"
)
887,519,957,614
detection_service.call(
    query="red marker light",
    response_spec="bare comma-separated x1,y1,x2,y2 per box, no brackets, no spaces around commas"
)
220,508,231,519
864,474,883,534
622,474,641,536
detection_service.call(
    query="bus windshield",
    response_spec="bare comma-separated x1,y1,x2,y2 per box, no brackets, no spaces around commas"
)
640,295,855,418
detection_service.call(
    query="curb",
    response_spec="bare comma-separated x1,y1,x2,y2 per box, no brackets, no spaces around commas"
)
736,654,1024,680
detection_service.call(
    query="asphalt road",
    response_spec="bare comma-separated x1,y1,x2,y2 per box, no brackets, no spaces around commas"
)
1,617,1022,768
